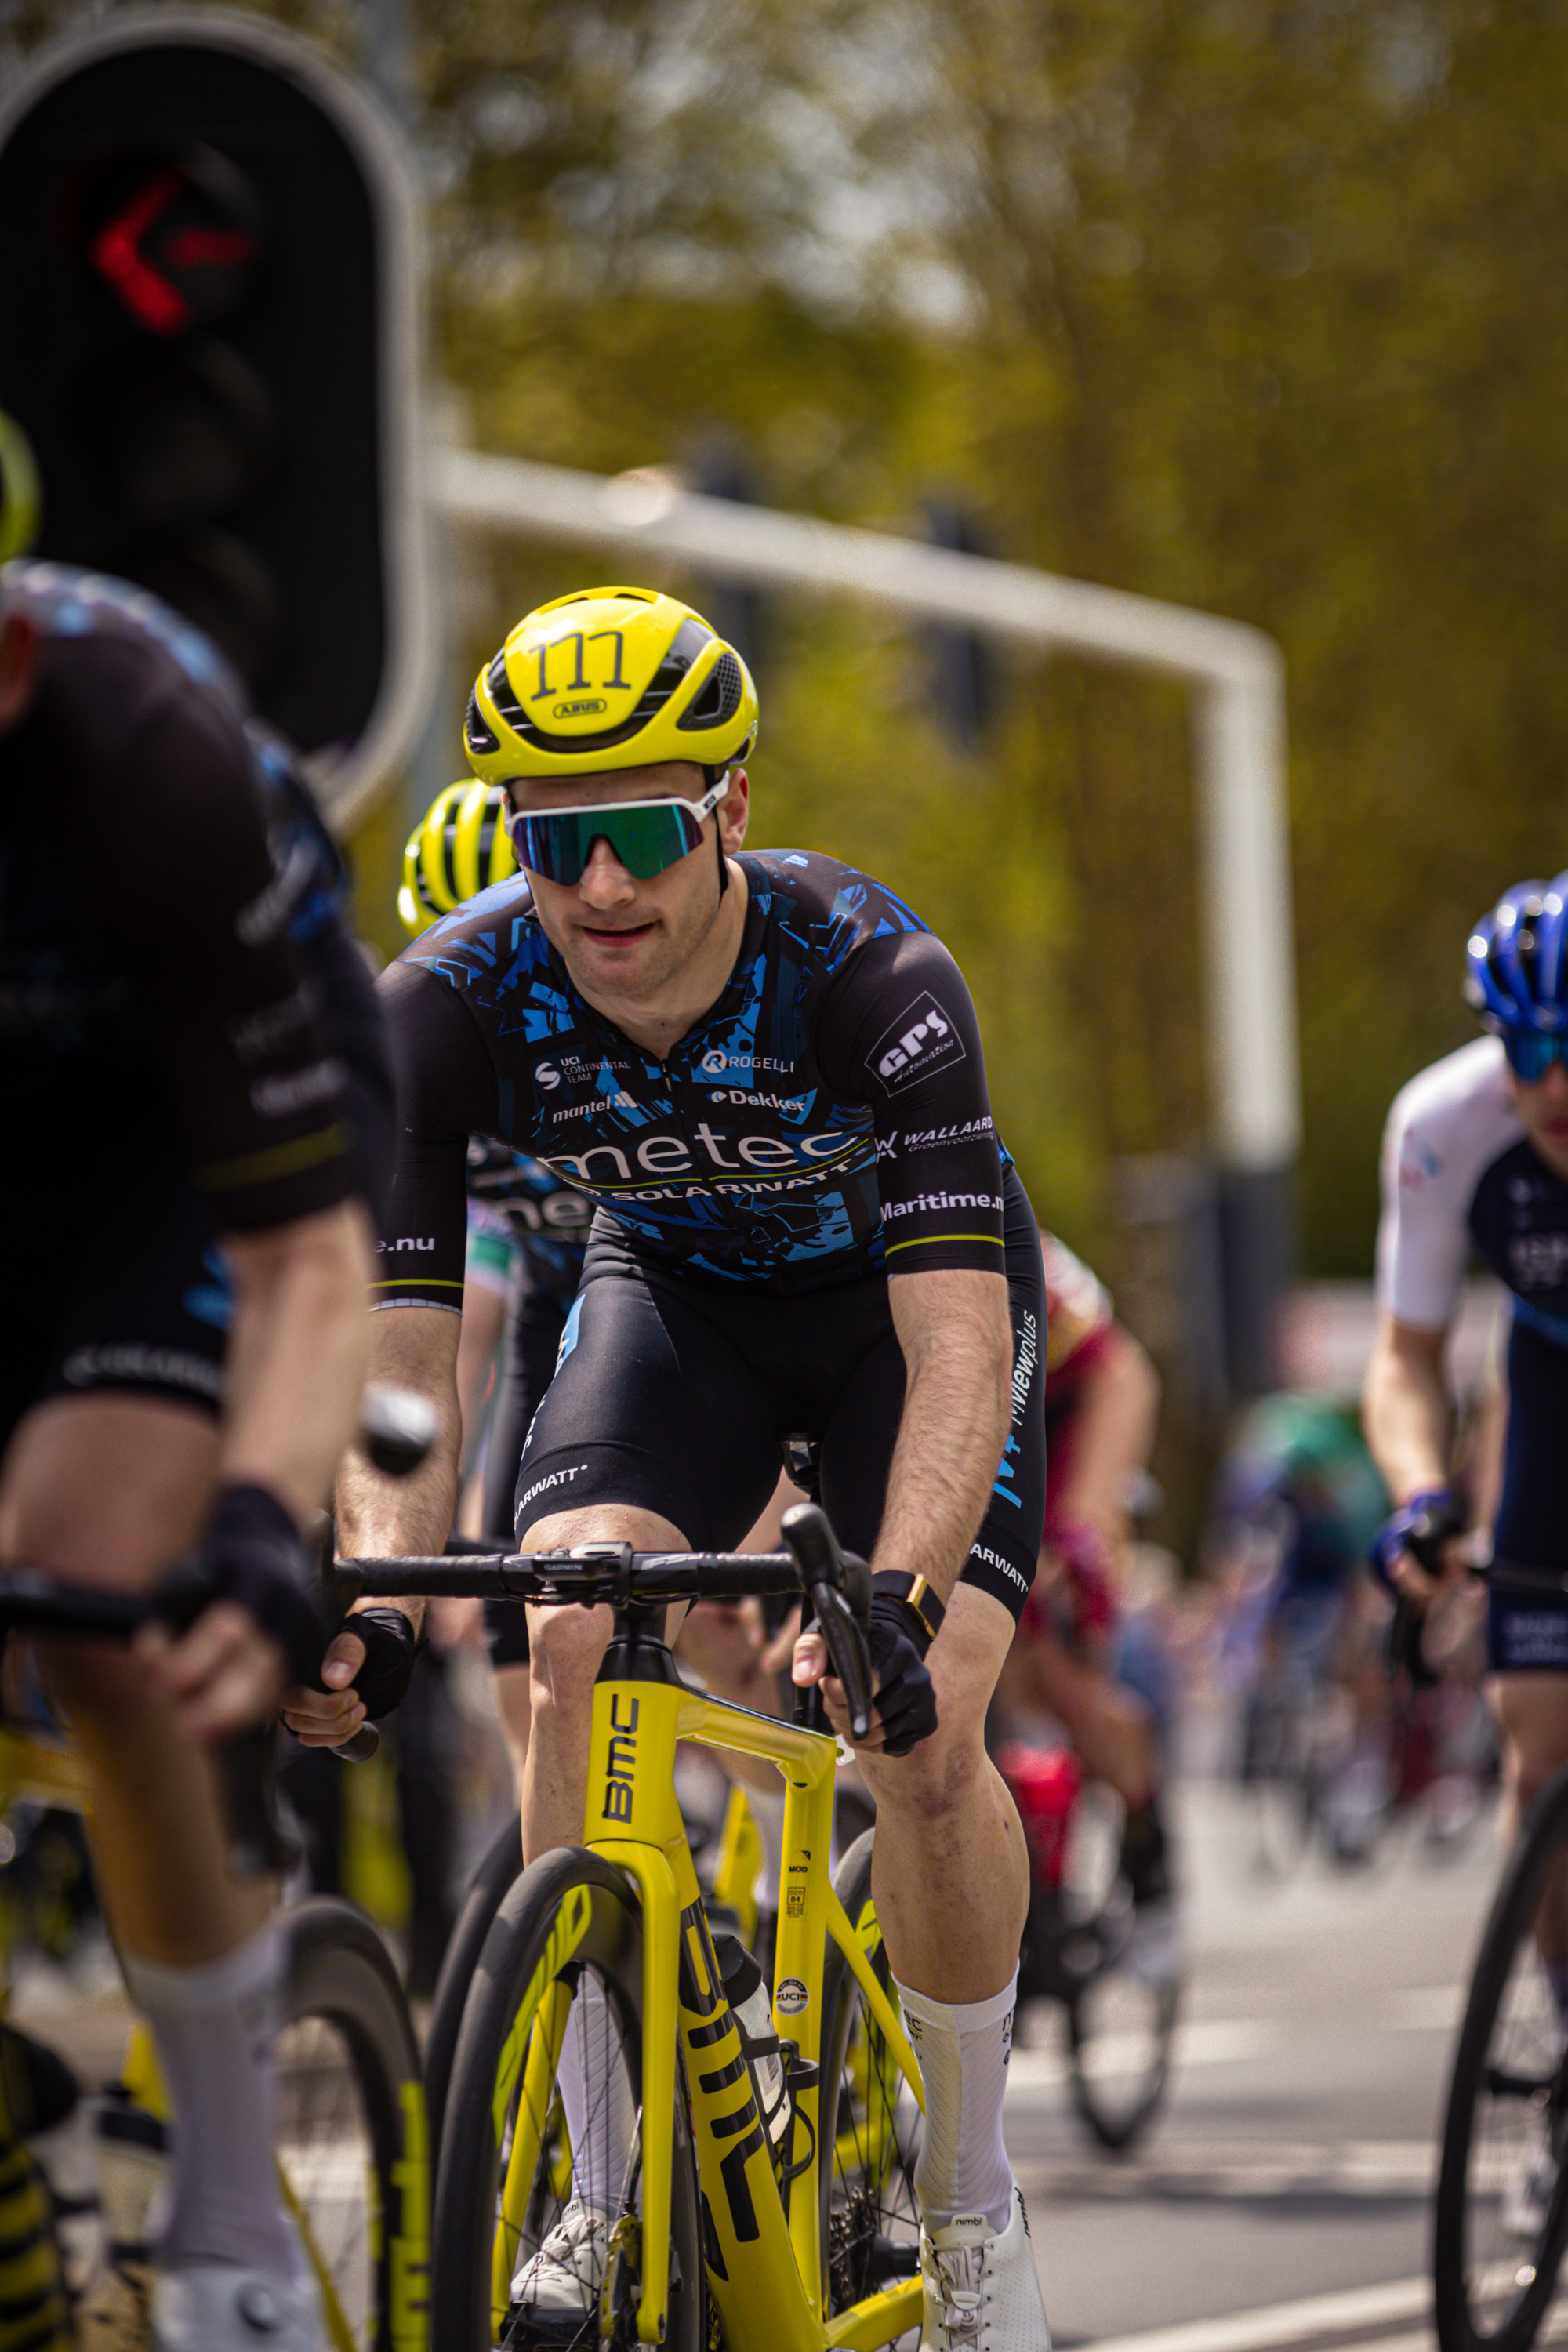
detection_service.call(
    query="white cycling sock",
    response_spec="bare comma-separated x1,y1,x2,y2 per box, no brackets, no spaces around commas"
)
120,1922,298,2278
747,1785,788,1915
896,1969,1018,2235
556,1973,636,2217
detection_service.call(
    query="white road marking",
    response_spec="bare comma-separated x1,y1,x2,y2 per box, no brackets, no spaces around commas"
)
1083,2276,1431,2352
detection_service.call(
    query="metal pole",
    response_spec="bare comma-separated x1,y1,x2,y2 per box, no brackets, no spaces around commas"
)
431,448,1299,1391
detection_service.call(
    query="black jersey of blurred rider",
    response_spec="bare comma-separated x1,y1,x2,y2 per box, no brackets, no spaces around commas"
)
0,561,360,1233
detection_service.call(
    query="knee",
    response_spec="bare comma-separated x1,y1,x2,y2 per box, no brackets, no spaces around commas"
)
527,1606,612,1723
862,1718,987,1827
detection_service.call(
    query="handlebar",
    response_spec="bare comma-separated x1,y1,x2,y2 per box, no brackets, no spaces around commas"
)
328,1501,879,1743
0,1574,289,1877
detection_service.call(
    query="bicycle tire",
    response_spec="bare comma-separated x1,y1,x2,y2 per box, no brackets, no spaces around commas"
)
1065,1929,1179,2154
274,1896,429,2352
817,1828,923,2324
430,1846,705,2351
424,1813,522,2166
1435,1764,1568,2352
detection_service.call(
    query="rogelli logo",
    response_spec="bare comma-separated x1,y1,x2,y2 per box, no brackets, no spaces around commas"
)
491,1884,593,2141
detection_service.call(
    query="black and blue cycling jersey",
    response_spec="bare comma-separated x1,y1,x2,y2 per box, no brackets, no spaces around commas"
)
376,849,1013,1301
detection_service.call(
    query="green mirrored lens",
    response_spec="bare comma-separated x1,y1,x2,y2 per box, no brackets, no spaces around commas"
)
514,801,703,882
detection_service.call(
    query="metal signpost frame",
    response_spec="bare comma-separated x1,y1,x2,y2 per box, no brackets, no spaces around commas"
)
434,450,1299,1391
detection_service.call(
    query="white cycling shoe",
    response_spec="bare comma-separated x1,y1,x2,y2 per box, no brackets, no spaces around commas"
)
919,2187,1051,2350
152,2263,325,2349
510,2198,609,2325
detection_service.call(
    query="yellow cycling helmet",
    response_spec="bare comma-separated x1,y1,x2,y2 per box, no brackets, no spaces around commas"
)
398,780,517,935
464,585,758,784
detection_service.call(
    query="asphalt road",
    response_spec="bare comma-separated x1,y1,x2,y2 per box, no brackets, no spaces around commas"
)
1009,1776,1510,2352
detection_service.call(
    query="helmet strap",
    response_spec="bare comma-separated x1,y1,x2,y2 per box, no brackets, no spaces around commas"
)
707,764,730,898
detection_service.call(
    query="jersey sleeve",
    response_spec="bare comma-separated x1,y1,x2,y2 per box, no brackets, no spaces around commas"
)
96,693,354,1232
373,958,499,1311
1374,1082,1475,1331
818,929,1007,1275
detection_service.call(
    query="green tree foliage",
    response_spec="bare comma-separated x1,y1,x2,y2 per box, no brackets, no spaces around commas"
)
416,0,1568,1279
7,0,1566,1288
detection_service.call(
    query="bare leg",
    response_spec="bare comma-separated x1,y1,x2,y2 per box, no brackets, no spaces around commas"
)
0,1396,270,1962
517,1505,686,1863
855,1586,1027,2002
995,1625,1157,1810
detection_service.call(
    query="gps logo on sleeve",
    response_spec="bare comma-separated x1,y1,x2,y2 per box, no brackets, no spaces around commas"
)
870,994,966,1093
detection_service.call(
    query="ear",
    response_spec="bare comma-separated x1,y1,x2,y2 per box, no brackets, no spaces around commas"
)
718,767,750,851
0,610,38,732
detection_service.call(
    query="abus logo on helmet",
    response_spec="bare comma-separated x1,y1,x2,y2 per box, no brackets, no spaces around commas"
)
553,699,607,718
869,994,967,1093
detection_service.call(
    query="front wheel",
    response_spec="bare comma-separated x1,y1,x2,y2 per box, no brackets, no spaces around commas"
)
818,1828,924,2321
1435,1766,1568,2352
274,1897,428,2352
430,1848,706,2351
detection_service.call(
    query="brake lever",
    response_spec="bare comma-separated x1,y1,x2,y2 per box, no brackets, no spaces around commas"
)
809,1578,873,1740
779,1502,874,1743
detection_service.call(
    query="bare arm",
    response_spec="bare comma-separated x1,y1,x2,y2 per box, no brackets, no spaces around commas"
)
875,1267,1015,1602
335,1305,463,1560
220,1201,376,1521
1054,1325,1160,1542
456,1281,508,1472
138,1200,375,1738
1362,1311,1454,1504
280,1305,463,1748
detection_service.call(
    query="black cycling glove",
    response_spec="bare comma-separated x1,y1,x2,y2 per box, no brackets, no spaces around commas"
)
154,1483,328,1686
866,1595,939,1757
339,1606,423,1720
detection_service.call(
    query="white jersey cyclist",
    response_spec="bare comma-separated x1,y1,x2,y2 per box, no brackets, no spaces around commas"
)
1373,877,1568,1670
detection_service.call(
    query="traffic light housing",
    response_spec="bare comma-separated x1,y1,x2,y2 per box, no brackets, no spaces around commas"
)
0,12,427,822
924,497,1000,751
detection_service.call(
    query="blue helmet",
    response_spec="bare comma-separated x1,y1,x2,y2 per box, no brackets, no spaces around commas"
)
1465,877,1568,1034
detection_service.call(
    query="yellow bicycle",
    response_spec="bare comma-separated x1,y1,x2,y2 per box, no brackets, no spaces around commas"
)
333,1506,927,2352
0,1571,430,2352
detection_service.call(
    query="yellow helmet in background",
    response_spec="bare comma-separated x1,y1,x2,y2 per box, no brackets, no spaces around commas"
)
398,779,517,935
464,585,758,784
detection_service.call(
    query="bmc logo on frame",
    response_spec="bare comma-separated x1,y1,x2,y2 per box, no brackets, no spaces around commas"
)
869,993,967,1094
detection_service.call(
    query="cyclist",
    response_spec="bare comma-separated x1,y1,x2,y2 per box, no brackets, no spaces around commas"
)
328,585,1053,2350
399,786,593,1798
994,1233,1177,1961
1367,877,1568,2158
1216,1392,1391,1858
0,561,409,2352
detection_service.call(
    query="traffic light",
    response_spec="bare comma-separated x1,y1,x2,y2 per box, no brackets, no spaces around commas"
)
924,497,1000,750
0,13,426,808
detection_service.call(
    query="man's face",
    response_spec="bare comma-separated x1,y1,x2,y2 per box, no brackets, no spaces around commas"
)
509,759,749,1004
1509,1054,1568,1178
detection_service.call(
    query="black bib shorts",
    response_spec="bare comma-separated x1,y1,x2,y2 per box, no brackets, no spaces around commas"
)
485,1164,1045,1661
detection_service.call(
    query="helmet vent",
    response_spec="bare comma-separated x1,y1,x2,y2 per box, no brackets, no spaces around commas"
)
678,649,744,731
464,688,499,756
